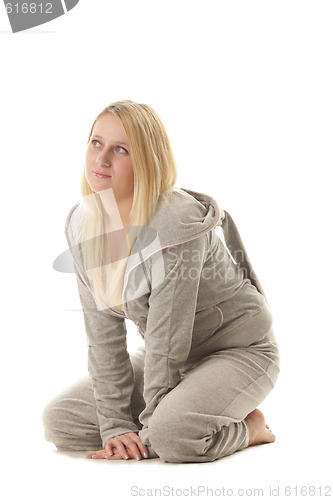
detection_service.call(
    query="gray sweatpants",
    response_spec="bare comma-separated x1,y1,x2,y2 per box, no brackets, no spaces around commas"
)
42,302,280,463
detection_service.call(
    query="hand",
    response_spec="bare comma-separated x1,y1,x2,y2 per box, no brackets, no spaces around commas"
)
86,432,149,461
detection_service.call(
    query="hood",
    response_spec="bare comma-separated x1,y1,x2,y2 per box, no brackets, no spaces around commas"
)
146,187,221,247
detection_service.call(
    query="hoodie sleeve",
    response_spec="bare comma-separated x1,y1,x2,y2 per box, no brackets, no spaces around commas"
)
138,233,208,446
65,209,139,447
73,264,139,446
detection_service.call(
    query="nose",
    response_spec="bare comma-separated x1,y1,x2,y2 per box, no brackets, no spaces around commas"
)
95,152,111,167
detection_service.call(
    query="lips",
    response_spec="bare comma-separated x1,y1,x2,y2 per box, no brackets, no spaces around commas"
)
92,171,111,179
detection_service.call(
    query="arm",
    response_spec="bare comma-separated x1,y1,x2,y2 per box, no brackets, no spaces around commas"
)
73,262,139,447
138,233,208,446
220,209,267,299
65,205,138,447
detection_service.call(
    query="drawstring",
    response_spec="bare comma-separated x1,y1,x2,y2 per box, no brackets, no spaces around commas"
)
135,321,143,335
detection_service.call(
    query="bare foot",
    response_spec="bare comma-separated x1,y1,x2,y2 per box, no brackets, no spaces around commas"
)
245,409,276,446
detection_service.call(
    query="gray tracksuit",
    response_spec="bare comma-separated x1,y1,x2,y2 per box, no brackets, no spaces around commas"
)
43,187,280,462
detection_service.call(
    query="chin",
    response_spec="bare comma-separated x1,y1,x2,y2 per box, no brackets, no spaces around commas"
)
88,179,112,193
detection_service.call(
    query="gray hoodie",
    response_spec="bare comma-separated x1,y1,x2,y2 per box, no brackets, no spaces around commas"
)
65,187,269,449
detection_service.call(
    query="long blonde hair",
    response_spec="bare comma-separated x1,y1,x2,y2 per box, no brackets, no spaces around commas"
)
77,100,178,312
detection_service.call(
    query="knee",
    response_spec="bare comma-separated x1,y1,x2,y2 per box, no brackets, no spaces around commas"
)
42,401,57,439
147,410,181,462
147,407,207,463
42,399,66,449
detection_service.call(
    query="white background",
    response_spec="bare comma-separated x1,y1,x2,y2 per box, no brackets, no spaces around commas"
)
0,1,332,499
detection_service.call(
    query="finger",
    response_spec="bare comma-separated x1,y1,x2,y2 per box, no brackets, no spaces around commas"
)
106,451,127,460
105,442,114,458
105,447,119,460
107,446,142,460
86,449,109,459
111,439,131,460
119,436,143,461
86,449,101,458
137,443,149,458
129,434,149,459
132,435,149,458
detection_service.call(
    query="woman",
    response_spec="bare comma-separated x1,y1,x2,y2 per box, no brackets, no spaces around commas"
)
43,100,280,463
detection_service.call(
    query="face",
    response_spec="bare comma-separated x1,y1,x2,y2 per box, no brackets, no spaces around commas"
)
85,113,134,200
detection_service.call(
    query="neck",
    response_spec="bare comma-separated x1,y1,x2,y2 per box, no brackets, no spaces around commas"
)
97,189,133,230
114,195,133,229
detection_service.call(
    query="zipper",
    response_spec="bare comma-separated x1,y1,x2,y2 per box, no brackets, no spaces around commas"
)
108,306,126,318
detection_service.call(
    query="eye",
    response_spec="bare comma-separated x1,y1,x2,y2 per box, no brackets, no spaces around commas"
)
91,139,101,147
114,146,128,154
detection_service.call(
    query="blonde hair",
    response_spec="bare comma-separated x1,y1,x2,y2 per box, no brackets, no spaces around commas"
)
77,100,178,312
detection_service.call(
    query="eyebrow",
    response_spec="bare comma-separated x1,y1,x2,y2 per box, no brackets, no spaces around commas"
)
92,134,128,146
